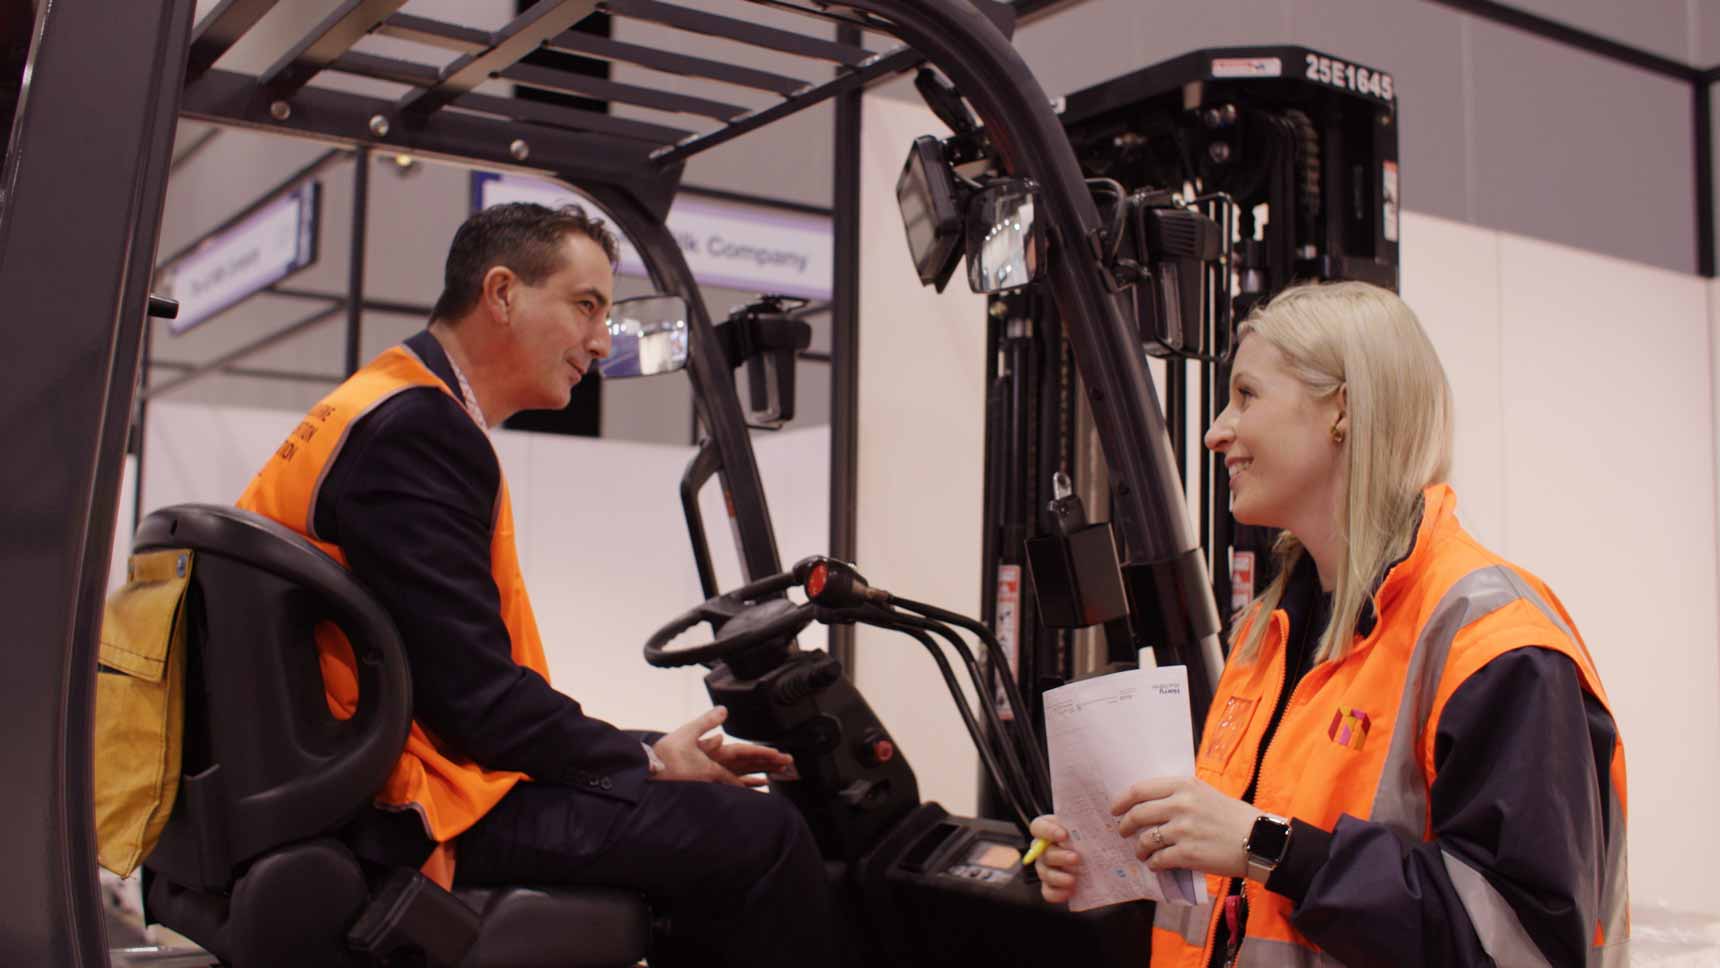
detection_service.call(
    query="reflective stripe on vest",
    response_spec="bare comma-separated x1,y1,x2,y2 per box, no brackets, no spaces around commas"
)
1154,895,1214,948
1233,937,1344,967
1370,565,1628,963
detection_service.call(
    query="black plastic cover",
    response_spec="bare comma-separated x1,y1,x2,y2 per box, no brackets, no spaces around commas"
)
349,868,480,967
1121,548,1223,651
1024,523,1130,629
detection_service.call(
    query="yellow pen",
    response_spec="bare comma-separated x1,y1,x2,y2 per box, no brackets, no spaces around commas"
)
1021,836,1050,867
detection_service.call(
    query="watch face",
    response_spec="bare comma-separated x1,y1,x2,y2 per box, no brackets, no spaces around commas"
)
1248,816,1291,862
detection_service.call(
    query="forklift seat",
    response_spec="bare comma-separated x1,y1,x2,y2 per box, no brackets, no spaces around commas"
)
131,504,650,968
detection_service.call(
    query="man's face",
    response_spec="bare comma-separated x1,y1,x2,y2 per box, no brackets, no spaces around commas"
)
505,233,614,413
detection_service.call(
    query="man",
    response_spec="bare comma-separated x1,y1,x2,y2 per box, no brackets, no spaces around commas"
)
237,202,834,967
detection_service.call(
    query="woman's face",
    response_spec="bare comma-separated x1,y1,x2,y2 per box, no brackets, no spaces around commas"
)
1204,335,1345,535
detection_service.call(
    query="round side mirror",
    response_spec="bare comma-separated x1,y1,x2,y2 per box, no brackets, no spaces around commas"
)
965,180,1043,294
599,295,691,379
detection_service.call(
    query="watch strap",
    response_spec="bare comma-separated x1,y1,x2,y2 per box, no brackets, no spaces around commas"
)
1244,813,1291,882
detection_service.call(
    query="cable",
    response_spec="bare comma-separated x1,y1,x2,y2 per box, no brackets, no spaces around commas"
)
872,608,1046,819
860,612,1032,832
887,595,1054,804
850,610,1037,835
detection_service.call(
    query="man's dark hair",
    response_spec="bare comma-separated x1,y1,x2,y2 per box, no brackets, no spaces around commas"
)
431,202,620,322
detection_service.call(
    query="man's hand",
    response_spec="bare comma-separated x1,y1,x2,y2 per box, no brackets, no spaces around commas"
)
652,706,793,787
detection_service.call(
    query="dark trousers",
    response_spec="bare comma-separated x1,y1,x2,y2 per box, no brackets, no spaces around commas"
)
454,779,835,968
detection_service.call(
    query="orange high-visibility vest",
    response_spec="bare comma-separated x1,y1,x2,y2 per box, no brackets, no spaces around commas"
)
236,344,550,879
1152,484,1628,967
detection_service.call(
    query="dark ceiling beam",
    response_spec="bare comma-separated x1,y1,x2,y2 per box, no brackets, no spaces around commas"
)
546,30,810,97
375,12,489,53
604,0,874,66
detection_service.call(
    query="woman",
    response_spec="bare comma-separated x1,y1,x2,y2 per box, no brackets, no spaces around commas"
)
1031,282,1628,967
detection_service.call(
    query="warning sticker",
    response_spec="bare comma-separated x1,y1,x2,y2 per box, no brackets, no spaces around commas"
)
1211,57,1282,79
1230,551,1256,614
1382,161,1400,242
994,565,1022,719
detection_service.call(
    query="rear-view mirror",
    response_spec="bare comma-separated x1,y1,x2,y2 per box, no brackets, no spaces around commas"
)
965,180,1044,294
598,295,690,379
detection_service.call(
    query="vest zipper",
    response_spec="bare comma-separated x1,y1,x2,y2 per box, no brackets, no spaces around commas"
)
1214,612,1312,966
1222,893,1247,967
1237,615,1340,966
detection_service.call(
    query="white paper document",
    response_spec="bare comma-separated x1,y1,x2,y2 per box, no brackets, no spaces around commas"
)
1043,665,1209,912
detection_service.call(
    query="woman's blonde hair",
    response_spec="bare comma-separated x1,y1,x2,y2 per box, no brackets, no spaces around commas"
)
1231,281,1453,664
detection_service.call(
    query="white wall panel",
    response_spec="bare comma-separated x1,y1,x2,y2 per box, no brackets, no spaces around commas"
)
107,456,138,595
140,401,299,512
695,427,835,655
854,95,988,816
1398,211,1505,549
1498,235,1720,912
515,434,713,734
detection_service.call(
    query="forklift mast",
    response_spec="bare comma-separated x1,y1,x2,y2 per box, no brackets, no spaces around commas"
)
978,45,1400,817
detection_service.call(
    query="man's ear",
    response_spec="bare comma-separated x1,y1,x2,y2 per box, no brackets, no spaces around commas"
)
480,265,517,325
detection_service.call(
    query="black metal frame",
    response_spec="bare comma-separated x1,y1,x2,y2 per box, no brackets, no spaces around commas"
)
0,1,198,962
5,1,1277,962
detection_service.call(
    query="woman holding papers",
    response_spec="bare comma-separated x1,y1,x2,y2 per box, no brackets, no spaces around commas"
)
1030,281,1628,967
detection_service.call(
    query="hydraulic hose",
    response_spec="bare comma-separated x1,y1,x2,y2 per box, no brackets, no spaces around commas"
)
873,608,1047,819
887,595,1053,804
852,608,1037,834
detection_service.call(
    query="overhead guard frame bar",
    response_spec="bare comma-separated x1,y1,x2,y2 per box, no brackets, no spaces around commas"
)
603,0,875,66
260,0,412,96
394,0,601,117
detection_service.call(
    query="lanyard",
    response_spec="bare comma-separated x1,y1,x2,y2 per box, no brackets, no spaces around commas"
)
444,350,489,433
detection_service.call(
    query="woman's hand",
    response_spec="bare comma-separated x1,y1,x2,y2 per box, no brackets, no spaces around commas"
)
1029,814,1083,904
1111,777,1257,879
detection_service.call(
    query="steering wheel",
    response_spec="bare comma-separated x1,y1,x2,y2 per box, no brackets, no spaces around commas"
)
644,570,816,669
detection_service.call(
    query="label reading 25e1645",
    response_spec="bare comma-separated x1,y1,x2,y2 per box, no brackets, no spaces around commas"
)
1305,52,1394,102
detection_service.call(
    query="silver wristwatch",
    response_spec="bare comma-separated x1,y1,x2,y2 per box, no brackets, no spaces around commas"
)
1244,813,1292,883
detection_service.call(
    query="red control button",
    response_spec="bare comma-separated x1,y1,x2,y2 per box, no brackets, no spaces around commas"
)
807,562,828,599
872,739,894,763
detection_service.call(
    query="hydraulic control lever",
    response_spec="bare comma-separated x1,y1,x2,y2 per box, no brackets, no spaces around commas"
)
795,557,1053,823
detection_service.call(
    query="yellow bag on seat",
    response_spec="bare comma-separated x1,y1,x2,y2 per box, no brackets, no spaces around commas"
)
94,548,193,877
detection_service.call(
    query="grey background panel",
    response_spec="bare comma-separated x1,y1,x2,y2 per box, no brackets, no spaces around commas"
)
611,0,845,209
1010,0,1294,102
1292,0,1470,225
1467,15,1696,273
1498,0,1697,65
1702,3,1720,66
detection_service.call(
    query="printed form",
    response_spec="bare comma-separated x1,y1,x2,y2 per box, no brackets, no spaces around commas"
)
1043,665,1208,912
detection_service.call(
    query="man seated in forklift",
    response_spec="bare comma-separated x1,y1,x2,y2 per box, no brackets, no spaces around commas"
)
1030,282,1627,966
237,201,834,968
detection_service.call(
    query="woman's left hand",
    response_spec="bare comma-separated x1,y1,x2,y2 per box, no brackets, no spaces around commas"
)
1111,777,1259,879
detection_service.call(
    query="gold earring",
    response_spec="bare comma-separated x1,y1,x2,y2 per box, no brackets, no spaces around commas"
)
1330,419,1345,445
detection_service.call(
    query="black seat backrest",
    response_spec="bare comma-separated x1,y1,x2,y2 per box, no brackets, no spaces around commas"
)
136,504,411,892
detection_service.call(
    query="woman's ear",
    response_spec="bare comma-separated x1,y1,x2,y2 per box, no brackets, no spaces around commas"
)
1330,384,1349,444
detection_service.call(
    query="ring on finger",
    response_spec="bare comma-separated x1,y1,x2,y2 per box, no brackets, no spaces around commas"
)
1150,824,1166,848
